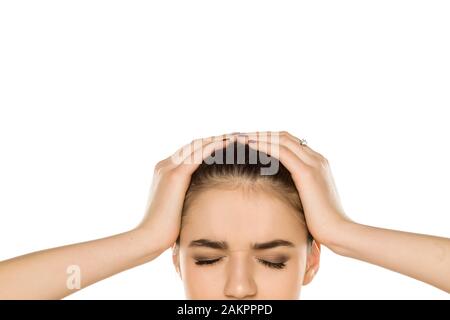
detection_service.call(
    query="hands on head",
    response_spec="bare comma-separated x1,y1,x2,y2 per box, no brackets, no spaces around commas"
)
0,131,448,299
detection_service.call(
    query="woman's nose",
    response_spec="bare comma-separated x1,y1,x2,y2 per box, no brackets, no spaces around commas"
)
223,254,257,299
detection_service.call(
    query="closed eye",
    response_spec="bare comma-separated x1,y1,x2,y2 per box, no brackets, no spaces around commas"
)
194,257,286,269
257,259,286,269
195,257,223,265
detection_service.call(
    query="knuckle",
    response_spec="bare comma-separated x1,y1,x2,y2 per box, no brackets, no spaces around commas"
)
154,165,165,175
163,167,179,179
299,164,315,179
154,158,175,174
154,165,167,176
276,144,289,157
168,165,191,182
279,135,289,144
158,165,182,181
318,154,329,166
154,159,165,170
310,156,329,172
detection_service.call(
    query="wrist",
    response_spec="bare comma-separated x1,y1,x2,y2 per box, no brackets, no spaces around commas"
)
127,227,168,262
320,219,360,256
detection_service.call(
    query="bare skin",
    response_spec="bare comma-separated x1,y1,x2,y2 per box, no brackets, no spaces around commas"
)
237,131,450,293
0,135,234,299
0,131,449,299
174,187,321,299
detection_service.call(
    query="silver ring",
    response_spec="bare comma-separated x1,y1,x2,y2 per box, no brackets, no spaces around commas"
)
298,138,307,146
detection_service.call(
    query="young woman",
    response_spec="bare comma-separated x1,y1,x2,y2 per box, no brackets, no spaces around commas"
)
0,131,449,299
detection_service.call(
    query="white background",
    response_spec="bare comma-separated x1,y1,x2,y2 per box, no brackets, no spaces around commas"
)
0,1,449,299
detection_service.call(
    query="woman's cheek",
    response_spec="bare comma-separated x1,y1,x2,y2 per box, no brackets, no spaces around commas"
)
254,265,302,299
182,261,226,299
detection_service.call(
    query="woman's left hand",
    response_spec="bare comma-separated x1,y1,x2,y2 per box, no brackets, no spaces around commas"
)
236,131,353,247
240,131,450,293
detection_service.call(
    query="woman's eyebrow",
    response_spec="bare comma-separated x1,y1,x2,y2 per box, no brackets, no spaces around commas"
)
253,239,295,250
188,239,228,250
188,239,295,250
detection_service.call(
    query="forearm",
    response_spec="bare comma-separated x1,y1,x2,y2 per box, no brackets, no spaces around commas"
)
326,221,450,293
0,228,163,299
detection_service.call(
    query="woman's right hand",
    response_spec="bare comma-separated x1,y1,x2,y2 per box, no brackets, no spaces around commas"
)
136,134,235,253
0,133,234,299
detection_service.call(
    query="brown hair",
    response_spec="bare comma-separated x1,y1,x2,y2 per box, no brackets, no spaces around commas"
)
176,141,313,246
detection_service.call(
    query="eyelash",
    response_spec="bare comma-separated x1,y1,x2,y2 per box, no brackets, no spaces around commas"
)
195,258,286,269
257,259,286,269
195,258,222,266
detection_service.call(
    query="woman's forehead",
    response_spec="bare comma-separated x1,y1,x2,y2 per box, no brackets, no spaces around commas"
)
181,188,307,243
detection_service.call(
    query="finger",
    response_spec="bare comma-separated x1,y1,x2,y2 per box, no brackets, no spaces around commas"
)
275,131,326,160
177,137,235,174
183,134,235,165
238,131,318,166
255,131,322,161
171,133,234,166
236,136,309,177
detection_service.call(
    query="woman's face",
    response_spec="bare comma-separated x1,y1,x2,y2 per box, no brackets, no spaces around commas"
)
173,186,320,299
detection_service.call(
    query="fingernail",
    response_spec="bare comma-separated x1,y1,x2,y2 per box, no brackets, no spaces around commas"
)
248,139,257,143
238,134,248,137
